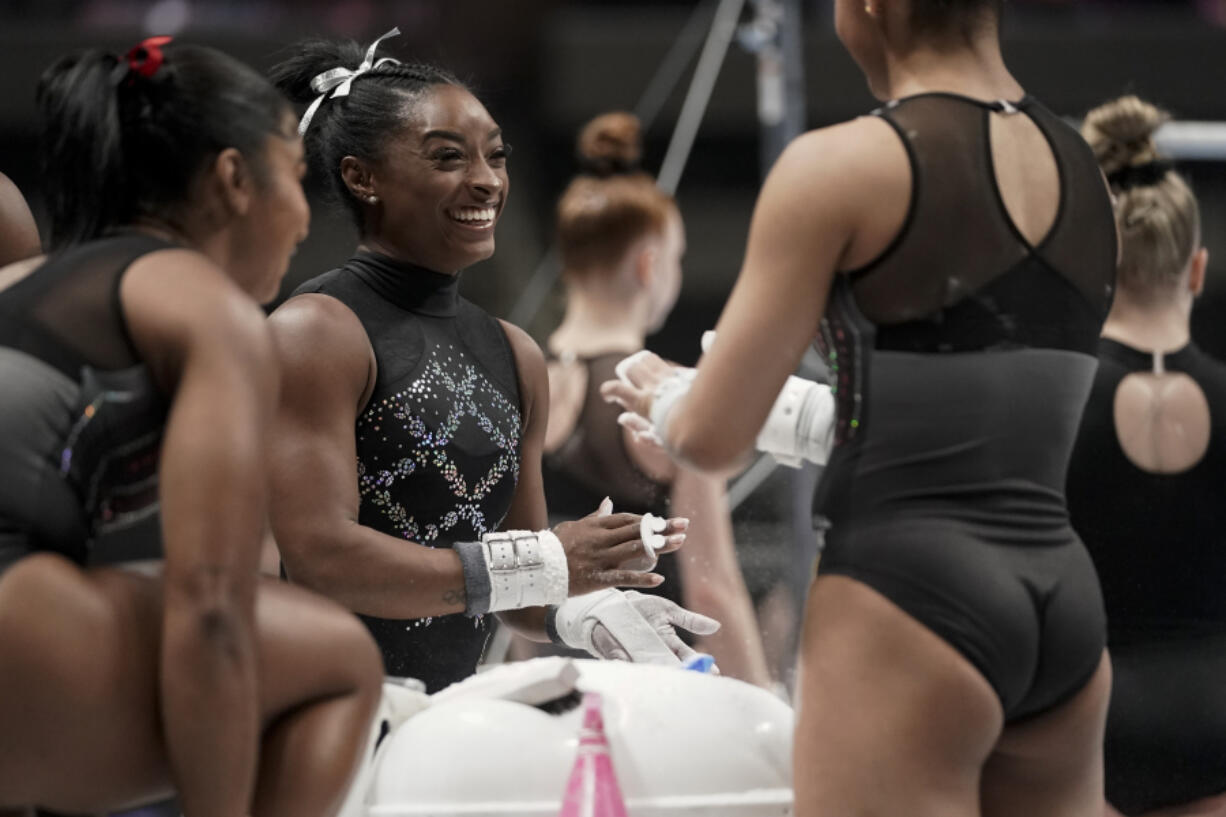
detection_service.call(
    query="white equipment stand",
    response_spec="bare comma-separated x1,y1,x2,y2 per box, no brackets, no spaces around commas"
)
338,658,794,817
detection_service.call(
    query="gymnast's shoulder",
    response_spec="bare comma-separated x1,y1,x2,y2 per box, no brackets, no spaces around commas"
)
768,114,909,196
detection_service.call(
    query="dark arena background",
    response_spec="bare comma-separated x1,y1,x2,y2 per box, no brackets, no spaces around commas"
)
2,0,1224,687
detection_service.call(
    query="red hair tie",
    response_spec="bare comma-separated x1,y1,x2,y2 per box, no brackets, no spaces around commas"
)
125,35,173,79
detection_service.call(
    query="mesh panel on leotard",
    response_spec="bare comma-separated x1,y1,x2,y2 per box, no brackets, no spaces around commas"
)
846,94,1117,355
0,235,172,377
814,93,1118,722
543,353,669,521
0,234,174,567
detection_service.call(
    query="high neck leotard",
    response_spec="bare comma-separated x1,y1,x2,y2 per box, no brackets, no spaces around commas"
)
292,250,522,691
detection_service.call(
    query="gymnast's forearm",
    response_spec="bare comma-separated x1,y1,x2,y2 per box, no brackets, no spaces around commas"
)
160,590,258,817
669,469,772,687
278,523,469,620
157,333,271,817
662,400,758,478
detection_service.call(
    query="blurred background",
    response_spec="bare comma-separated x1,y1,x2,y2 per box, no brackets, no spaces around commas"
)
3,0,1224,687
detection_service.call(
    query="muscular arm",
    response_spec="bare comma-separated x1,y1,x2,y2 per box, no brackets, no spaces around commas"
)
267,295,469,619
0,173,40,266
122,250,277,817
493,320,552,641
639,121,888,473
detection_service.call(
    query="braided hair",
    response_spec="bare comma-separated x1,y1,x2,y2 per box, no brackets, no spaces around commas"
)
269,38,466,228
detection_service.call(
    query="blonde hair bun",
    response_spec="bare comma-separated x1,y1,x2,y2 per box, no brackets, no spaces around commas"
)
576,111,643,177
1082,95,1170,177
1083,94,1200,296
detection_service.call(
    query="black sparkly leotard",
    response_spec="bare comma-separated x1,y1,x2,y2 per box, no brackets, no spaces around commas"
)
0,234,172,572
542,351,681,604
1067,338,1226,814
813,94,1118,721
292,250,521,691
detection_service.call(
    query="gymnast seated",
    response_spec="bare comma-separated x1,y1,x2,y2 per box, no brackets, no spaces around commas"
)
0,38,382,817
266,30,714,693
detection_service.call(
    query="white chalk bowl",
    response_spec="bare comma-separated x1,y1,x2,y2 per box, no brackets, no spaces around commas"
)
352,658,793,817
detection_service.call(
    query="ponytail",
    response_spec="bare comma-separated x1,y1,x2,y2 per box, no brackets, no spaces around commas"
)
37,41,292,249
36,51,128,249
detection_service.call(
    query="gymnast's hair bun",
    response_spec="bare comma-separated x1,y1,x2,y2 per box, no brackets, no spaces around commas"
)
576,111,643,177
1081,95,1199,295
1082,95,1170,177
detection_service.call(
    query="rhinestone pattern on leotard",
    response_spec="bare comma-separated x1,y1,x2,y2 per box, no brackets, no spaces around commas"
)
817,280,868,446
292,251,524,686
356,343,521,546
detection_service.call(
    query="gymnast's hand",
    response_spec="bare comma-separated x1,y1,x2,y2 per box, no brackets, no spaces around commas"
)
618,591,721,667
550,588,721,666
599,349,681,421
551,497,689,595
601,337,715,449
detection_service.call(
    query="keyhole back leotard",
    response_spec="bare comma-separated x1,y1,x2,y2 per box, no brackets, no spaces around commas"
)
814,93,1118,721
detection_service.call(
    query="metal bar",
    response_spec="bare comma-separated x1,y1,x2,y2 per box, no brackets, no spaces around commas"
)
1156,121,1226,160
506,247,558,329
507,4,728,328
480,615,516,669
635,0,720,133
1065,119,1226,161
657,0,749,195
727,453,781,510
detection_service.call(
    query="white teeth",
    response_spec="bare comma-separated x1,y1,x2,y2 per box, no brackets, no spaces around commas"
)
451,207,495,223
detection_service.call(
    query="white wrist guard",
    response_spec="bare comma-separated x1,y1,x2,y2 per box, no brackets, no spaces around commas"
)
454,530,568,616
755,375,836,468
623,332,835,469
647,366,697,442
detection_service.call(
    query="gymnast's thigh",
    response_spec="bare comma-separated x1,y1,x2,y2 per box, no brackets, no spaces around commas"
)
817,518,1041,713
250,577,381,721
794,572,1004,816
0,554,169,811
0,560,376,811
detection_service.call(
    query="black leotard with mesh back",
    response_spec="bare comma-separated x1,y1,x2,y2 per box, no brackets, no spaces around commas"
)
542,351,681,604
291,250,521,691
813,93,1117,722
0,234,173,573
1067,338,1226,814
